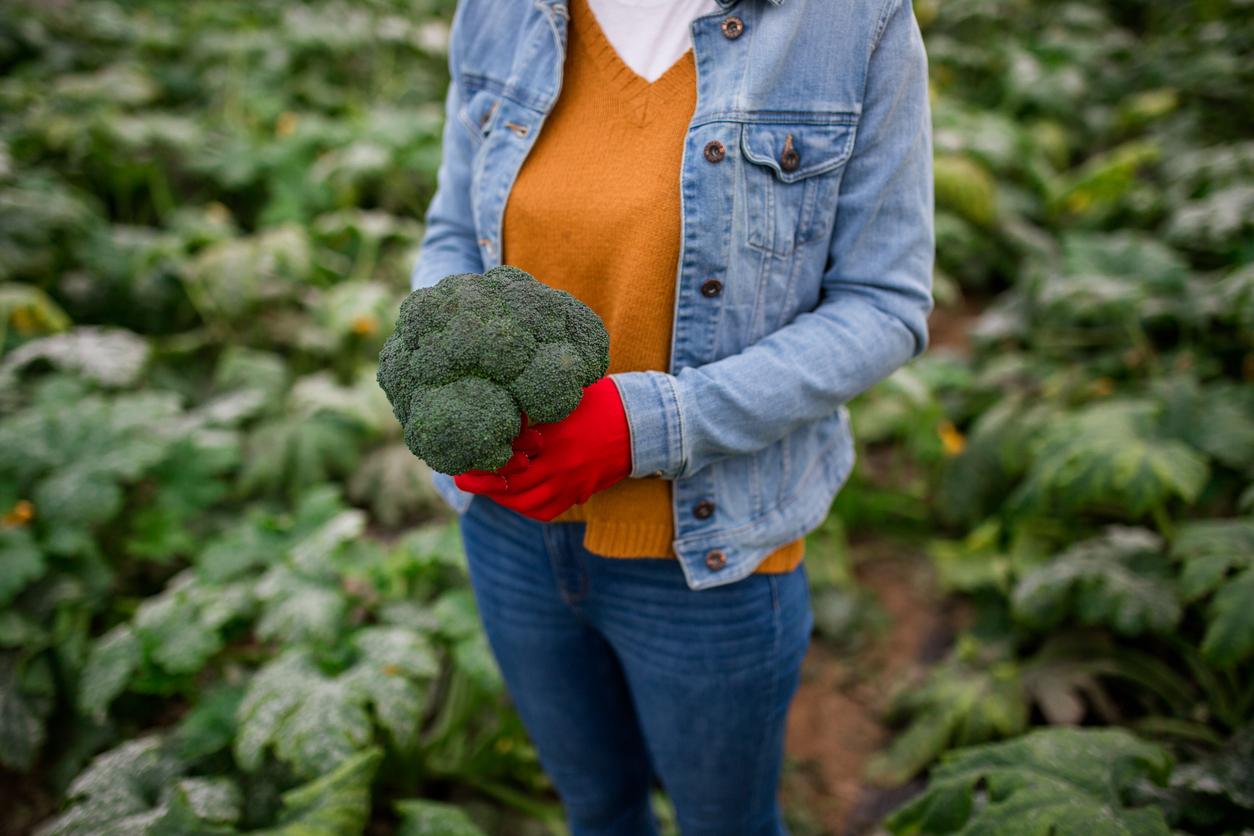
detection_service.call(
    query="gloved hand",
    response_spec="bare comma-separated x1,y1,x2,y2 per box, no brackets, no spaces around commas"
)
453,416,545,492
454,376,631,521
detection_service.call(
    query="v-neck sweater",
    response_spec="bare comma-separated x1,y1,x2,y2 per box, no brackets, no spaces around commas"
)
500,0,805,574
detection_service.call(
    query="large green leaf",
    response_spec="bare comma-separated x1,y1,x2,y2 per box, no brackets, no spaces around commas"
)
0,526,45,607
253,567,348,647
253,747,381,836
238,412,363,500
125,439,237,562
934,154,999,227
343,626,439,751
0,283,70,344
1157,377,1254,472
183,226,312,321
0,327,150,388
1049,140,1160,221
1201,569,1254,668
347,443,442,528
1012,527,1180,637
174,684,246,763
134,572,255,675
394,799,487,836
1171,518,1254,667
886,728,1173,835
235,651,373,778
77,624,141,721
868,644,1028,786
1010,400,1209,519
33,735,240,836
234,640,433,779
195,515,285,585
1156,725,1254,831
1171,518,1254,599
288,369,393,434
0,651,54,771
0,391,182,532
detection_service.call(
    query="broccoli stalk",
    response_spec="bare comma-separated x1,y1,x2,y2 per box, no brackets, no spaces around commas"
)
376,265,610,475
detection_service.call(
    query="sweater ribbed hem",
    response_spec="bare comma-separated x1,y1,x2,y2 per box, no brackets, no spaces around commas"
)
558,505,806,574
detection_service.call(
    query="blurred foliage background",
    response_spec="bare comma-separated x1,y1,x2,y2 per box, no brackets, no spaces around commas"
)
0,0,1251,834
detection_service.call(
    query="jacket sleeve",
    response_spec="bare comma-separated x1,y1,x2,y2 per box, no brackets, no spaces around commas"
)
611,0,935,480
410,4,485,291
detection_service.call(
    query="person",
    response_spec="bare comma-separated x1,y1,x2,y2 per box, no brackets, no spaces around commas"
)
409,0,934,832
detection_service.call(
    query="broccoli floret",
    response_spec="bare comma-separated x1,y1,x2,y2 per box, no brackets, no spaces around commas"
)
377,265,610,475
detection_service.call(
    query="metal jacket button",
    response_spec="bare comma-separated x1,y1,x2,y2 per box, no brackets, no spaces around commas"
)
700,279,722,298
704,140,726,163
721,16,745,39
693,500,715,519
705,550,728,570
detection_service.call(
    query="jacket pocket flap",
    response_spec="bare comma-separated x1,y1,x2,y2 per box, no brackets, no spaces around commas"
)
458,88,500,140
740,120,857,183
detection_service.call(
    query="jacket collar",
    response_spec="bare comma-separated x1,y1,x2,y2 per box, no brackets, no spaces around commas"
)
715,0,786,6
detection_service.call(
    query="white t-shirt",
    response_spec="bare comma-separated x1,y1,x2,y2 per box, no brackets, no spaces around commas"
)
587,0,722,82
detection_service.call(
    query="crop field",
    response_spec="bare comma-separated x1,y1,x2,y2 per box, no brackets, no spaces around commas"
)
1,1,1251,834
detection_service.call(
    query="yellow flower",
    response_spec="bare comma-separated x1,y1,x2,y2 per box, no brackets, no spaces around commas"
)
1089,377,1115,397
206,201,232,225
350,314,378,336
2,500,35,527
938,420,966,456
11,307,36,334
275,111,299,138
1066,190,1093,215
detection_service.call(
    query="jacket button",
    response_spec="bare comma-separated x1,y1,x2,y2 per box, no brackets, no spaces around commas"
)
700,279,722,298
705,550,727,571
780,132,800,172
703,140,726,163
721,16,745,39
693,500,715,519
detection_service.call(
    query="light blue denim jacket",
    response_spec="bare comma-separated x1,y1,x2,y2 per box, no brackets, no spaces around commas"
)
411,0,934,590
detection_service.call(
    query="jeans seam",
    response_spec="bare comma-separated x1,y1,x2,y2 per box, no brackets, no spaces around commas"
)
543,523,588,610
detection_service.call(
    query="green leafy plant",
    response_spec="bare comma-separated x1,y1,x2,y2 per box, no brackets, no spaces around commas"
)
886,728,1173,835
1170,519,1254,667
868,640,1029,786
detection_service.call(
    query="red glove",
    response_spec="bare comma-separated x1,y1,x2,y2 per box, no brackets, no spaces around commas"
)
453,416,545,492
454,377,631,522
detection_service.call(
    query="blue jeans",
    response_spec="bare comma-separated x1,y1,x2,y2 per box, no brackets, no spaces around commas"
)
458,495,814,836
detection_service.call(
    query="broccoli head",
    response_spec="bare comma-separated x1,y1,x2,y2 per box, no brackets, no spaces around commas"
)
377,265,610,475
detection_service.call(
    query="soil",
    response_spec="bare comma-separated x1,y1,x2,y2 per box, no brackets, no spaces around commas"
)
925,299,984,358
781,540,955,836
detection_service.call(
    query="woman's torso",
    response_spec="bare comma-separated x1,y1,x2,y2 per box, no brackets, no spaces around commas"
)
426,0,901,588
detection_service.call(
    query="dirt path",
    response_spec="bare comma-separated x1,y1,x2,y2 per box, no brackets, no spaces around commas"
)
782,541,953,835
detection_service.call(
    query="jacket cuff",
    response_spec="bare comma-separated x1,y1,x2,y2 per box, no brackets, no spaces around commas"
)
608,371,685,479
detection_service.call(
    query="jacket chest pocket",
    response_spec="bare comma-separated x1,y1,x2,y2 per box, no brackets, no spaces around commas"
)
738,118,858,256
457,85,501,148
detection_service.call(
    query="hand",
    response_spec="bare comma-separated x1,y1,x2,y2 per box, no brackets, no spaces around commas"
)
454,377,631,521
454,415,545,492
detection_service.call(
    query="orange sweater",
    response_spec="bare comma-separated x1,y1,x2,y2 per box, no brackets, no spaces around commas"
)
500,0,803,574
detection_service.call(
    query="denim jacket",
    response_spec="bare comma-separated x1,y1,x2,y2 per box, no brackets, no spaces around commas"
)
411,0,934,590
